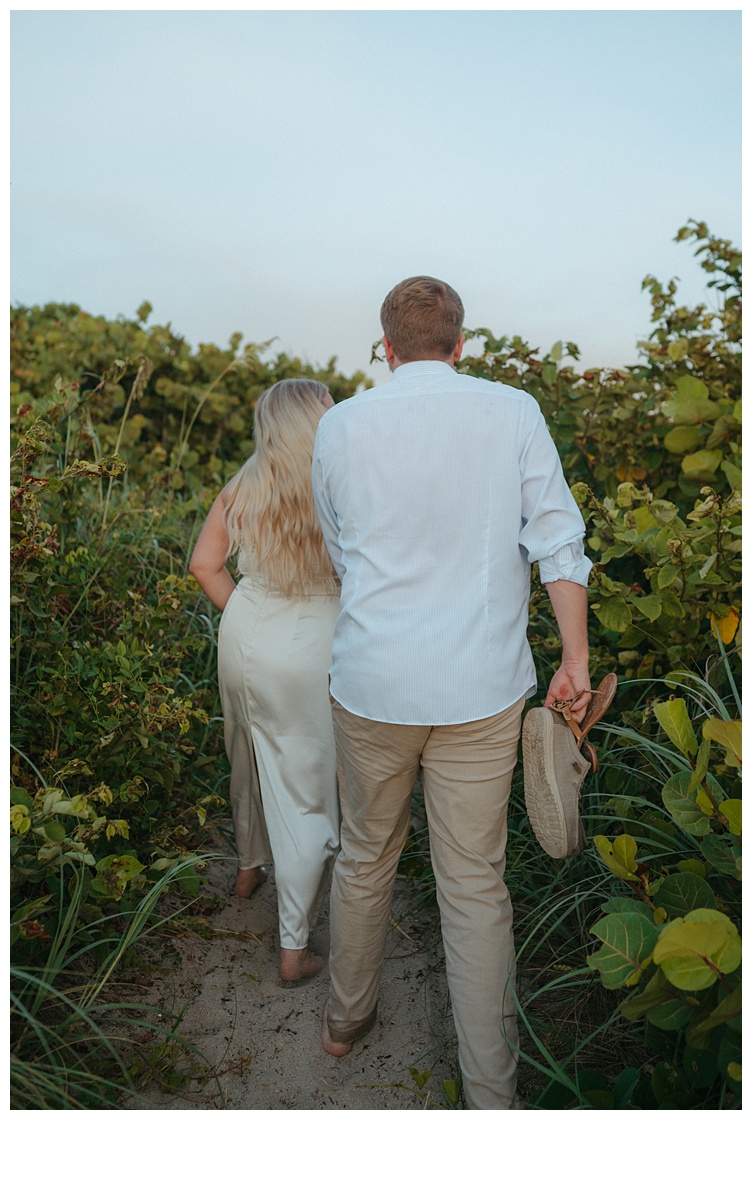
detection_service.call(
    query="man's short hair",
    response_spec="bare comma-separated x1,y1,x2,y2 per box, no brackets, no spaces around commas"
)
380,276,464,362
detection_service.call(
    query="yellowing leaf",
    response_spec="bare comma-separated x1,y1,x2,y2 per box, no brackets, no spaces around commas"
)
653,909,741,991
681,449,722,480
702,718,742,767
719,799,741,836
594,833,640,881
710,609,739,644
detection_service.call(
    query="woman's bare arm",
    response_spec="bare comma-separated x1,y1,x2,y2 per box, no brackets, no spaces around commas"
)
189,493,237,610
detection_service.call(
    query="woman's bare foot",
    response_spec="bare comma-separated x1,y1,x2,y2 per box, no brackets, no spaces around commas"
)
279,947,324,984
321,1005,352,1057
234,867,267,899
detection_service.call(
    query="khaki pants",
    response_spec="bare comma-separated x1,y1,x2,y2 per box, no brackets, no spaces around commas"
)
327,695,525,1110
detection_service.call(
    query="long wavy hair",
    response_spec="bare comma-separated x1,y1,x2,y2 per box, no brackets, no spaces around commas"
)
222,378,338,597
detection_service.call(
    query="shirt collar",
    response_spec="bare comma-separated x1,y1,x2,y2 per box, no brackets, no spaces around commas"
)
391,360,458,381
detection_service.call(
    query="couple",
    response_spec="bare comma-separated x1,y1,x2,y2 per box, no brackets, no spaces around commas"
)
190,276,592,1110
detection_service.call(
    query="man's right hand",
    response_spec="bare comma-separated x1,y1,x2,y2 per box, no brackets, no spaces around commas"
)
543,662,591,723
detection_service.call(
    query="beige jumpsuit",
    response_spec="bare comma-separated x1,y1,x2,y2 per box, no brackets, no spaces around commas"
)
217,563,340,950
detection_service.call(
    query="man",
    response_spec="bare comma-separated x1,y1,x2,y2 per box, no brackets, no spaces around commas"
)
311,276,591,1109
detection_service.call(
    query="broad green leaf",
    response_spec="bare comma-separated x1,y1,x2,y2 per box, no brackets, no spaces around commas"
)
655,587,684,619
700,834,742,880
594,597,632,632
588,912,659,989
91,853,146,899
664,426,703,454
631,593,662,622
632,505,660,532
677,858,707,879
654,698,698,756
594,833,640,881
646,996,697,1030
718,799,741,836
619,967,678,1020
653,909,742,991
688,985,742,1041
41,821,66,844
654,872,716,917
702,717,741,767
662,771,711,837
549,340,563,362
664,396,720,423
656,562,679,589
681,449,722,480
721,460,742,490
675,376,710,403
601,897,649,916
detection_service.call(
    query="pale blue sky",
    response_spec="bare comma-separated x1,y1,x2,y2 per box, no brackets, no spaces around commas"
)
11,7,741,383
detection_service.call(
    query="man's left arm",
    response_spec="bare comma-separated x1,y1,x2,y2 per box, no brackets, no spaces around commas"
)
518,399,592,721
543,579,590,722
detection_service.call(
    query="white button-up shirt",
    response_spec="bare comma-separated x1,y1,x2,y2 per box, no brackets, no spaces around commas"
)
312,360,591,725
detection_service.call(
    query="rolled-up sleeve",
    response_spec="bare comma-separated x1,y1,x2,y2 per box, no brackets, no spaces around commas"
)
517,397,592,586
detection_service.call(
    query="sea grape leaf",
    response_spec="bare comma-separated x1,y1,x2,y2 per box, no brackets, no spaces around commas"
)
702,717,741,767
662,772,711,837
653,909,742,991
687,985,742,1043
664,426,703,454
654,698,698,756
677,858,707,879
594,833,640,881
588,912,659,989
654,872,716,917
620,968,676,1020
646,995,697,1030
718,799,741,836
699,833,741,880
681,449,722,480
601,897,649,916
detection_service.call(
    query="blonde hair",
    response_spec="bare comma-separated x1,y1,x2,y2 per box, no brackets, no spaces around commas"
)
222,379,338,597
380,276,464,361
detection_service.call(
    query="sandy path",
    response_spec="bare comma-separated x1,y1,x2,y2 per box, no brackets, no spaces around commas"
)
127,852,459,1110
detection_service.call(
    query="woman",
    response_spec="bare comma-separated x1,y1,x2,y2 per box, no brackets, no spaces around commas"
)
190,378,340,985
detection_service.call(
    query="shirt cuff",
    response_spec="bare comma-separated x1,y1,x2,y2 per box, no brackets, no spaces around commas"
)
538,541,592,586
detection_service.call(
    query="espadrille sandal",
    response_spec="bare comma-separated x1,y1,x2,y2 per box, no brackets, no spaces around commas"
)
522,674,617,859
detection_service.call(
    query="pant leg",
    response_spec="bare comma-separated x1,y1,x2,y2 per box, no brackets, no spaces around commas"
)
326,699,427,1043
420,697,525,1110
